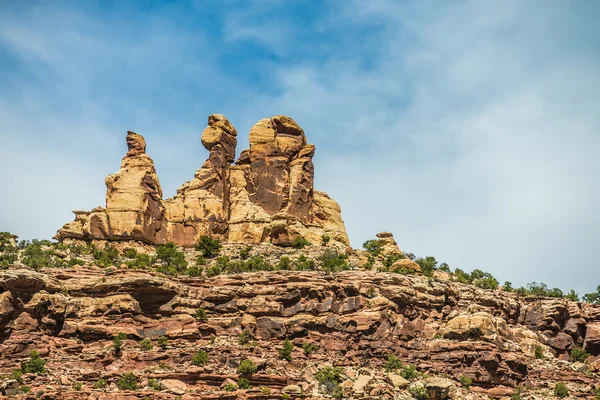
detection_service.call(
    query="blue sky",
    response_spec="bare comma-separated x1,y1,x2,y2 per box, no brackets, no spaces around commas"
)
1,0,600,295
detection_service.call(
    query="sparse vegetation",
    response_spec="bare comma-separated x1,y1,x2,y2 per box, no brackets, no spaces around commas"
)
319,249,350,273
554,382,568,398
9,369,23,383
384,354,403,372
113,332,127,353
93,378,108,390
238,330,251,345
321,234,330,246
116,372,139,391
238,377,252,390
292,236,311,249
362,239,383,256
157,336,168,350
315,366,344,397
192,350,208,366
155,242,188,275
459,375,472,388
303,342,318,356
570,347,589,362
583,285,600,304
21,350,46,374
534,345,543,359
139,338,153,351
194,307,208,322
238,359,257,375
224,383,237,391
408,384,428,400
92,244,120,268
196,236,222,258
147,378,161,390
72,381,83,390
279,339,294,361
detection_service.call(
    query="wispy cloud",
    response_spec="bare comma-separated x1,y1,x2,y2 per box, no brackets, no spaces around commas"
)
1,0,599,294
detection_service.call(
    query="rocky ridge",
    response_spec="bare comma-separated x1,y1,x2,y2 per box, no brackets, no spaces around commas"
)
55,115,349,248
1,240,600,399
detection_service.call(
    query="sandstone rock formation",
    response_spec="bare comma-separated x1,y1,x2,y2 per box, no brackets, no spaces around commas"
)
55,115,349,247
1,259,599,399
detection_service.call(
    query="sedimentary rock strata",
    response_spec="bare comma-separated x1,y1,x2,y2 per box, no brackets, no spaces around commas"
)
55,115,349,247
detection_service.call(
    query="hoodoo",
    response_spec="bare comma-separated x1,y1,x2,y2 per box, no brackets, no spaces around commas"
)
54,115,350,247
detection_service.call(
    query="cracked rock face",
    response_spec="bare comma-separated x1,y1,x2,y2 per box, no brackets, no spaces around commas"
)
55,114,349,247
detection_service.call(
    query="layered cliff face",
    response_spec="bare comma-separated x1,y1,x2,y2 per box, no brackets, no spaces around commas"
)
54,115,349,247
1,244,599,399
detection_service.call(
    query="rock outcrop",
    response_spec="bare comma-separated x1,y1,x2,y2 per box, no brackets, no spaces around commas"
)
55,115,349,247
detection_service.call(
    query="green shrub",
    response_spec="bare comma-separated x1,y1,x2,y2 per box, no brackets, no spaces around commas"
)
239,246,252,260
224,383,237,391
0,232,16,251
292,236,311,249
22,240,65,270
282,394,291,400
238,377,252,390
362,239,383,256
0,249,18,269
570,347,589,362
187,265,203,277
473,274,499,290
194,307,208,322
125,253,152,269
93,378,108,390
279,339,294,361
383,253,405,268
408,384,428,400
155,242,188,275
277,256,293,270
113,332,127,352
315,366,344,396
157,336,168,350
303,342,318,356
459,375,472,388
399,364,419,380
319,249,349,273
565,290,579,301
92,245,120,267
72,381,83,390
554,382,568,398
206,265,222,277
294,255,316,271
503,281,514,291
9,369,23,383
147,378,161,390
583,285,600,304
21,350,46,374
116,372,138,391
260,386,271,395
415,256,438,276
196,236,222,258
192,350,208,366
139,338,153,351
238,330,251,345
511,387,523,400
384,354,403,372
195,254,206,265
321,234,330,246
124,248,138,259
238,359,257,376
20,386,31,394
534,345,543,359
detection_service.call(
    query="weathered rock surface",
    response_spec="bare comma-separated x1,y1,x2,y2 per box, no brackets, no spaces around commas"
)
1,262,598,399
55,115,349,247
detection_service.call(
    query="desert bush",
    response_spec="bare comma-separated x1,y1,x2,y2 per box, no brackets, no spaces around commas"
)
139,338,153,351
315,366,344,396
9,369,23,383
194,307,208,322
187,265,203,277
399,364,420,380
534,345,543,359
155,242,188,275
362,239,383,256
384,354,403,372
292,236,311,249
125,253,152,269
123,248,138,259
565,289,579,301
93,378,108,390
192,350,208,366
408,384,428,400
459,375,472,388
92,245,120,267
224,383,237,391
415,256,438,276
116,372,138,391
147,378,161,390
321,234,330,246
294,255,316,271
583,285,600,304
277,256,293,270
238,359,257,375
21,350,46,374
554,382,568,398
196,236,222,258
303,342,318,356
113,332,127,352
570,347,589,362
157,336,168,350
22,240,64,270
239,246,252,260
383,253,405,268
72,381,83,390
238,377,252,390
279,339,294,361
319,249,349,273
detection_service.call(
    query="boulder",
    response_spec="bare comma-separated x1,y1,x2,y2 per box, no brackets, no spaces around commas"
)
160,379,187,395
425,378,453,399
390,258,422,274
